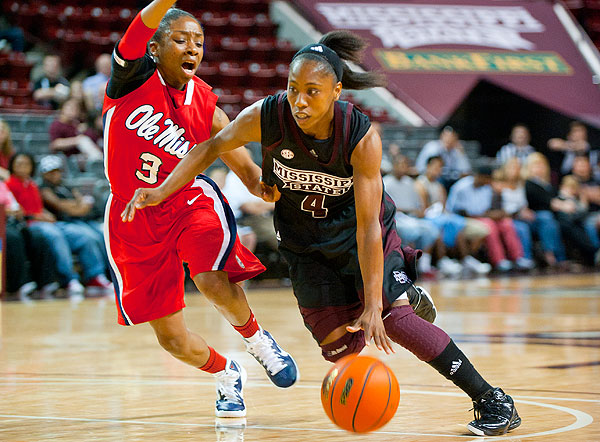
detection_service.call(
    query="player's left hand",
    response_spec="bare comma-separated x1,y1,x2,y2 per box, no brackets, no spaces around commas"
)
346,308,395,354
261,182,281,202
121,187,165,222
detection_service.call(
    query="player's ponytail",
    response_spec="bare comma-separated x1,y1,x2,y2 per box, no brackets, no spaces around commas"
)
318,31,386,90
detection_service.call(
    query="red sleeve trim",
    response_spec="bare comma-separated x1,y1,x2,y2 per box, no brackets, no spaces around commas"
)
118,12,157,60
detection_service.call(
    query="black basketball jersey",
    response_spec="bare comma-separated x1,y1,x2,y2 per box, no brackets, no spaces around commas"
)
261,92,373,256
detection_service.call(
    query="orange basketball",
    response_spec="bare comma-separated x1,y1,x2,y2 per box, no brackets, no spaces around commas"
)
320,354,400,433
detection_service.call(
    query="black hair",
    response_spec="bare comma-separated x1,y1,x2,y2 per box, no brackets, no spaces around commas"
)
291,30,386,90
150,8,202,46
8,152,36,176
475,164,494,177
426,155,443,166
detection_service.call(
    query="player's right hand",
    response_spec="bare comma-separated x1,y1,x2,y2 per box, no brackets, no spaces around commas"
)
261,182,281,202
121,187,164,222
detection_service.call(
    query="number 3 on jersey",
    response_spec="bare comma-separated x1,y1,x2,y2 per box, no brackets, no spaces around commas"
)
135,152,162,184
301,194,328,218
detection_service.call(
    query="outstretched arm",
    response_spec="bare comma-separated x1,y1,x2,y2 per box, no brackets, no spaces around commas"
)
212,106,263,198
121,101,263,222
346,127,395,355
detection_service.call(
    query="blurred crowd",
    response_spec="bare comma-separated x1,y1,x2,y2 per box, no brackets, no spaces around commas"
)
1,52,113,301
381,123,600,279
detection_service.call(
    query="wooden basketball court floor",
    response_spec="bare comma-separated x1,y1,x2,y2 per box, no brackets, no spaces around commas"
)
1,272,599,441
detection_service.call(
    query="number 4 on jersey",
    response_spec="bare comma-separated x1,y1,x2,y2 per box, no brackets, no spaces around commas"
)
301,194,328,218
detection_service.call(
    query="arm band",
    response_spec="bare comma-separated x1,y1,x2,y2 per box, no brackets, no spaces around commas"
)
118,12,157,60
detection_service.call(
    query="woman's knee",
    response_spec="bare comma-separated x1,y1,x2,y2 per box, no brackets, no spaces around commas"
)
194,271,232,298
154,327,189,356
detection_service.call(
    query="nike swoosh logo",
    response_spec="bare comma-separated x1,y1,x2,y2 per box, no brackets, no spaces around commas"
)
187,194,202,205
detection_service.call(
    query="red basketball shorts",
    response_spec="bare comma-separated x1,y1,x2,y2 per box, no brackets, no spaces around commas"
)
105,176,265,325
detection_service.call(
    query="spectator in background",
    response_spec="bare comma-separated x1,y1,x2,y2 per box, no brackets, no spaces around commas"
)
32,54,70,110
49,98,103,164
495,124,535,166
208,166,257,253
371,121,401,176
446,165,533,272
82,53,111,114
223,168,278,253
558,175,589,219
415,126,471,190
1,180,57,301
557,175,599,266
525,152,599,266
415,156,491,275
499,157,565,267
0,16,25,52
548,121,599,177
39,154,111,281
0,119,15,180
491,165,535,269
384,155,446,276
571,154,600,250
6,153,107,299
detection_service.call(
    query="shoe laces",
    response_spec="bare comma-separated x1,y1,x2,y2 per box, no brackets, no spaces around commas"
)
216,369,243,404
470,390,506,421
247,333,286,376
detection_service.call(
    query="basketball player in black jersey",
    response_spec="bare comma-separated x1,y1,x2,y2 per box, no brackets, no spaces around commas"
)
122,30,521,436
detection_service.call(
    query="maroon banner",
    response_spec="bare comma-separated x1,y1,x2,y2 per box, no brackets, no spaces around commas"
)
293,0,600,127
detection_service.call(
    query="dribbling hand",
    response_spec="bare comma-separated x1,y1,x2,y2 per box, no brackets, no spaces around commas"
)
121,187,165,222
346,307,395,355
261,182,281,202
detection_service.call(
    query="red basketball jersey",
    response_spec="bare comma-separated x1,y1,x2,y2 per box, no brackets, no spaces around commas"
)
102,57,218,202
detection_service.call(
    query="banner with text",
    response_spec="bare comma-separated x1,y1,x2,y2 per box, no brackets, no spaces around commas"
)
294,0,600,126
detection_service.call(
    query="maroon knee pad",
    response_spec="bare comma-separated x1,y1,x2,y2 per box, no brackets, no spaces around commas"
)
320,330,366,362
383,305,450,362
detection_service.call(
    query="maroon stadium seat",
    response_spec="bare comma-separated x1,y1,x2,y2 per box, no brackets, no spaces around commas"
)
219,62,248,88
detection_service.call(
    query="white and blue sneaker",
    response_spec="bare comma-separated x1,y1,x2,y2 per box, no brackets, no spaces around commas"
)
245,328,298,388
215,359,247,418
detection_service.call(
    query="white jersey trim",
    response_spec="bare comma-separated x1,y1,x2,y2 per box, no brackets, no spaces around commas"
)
104,194,134,326
191,178,230,270
103,106,115,182
113,49,127,68
157,70,166,86
184,79,194,106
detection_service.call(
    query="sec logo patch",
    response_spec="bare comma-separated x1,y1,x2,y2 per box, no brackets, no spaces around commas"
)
281,149,294,159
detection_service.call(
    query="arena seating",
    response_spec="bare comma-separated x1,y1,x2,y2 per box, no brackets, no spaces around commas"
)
1,0,392,121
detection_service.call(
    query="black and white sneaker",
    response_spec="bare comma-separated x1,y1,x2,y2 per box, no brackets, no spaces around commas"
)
407,285,437,323
467,388,521,436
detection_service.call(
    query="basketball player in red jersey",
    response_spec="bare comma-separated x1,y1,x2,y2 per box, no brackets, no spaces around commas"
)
122,29,521,436
103,0,297,418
